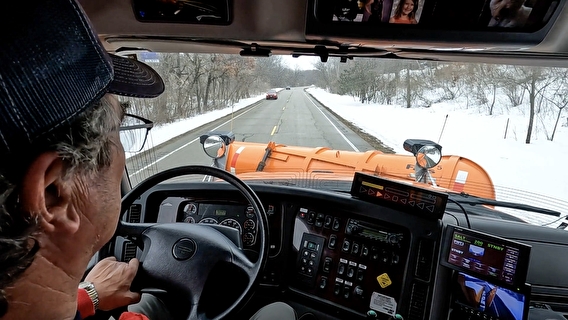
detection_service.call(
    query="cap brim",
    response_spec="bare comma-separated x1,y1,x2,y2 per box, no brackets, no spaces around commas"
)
107,54,165,98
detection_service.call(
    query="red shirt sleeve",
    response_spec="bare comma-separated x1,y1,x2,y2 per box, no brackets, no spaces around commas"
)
77,288,149,320
77,288,96,318
118,312,150,320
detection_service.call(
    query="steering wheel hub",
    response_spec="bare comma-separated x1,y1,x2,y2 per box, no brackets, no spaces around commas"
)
173,238,197,260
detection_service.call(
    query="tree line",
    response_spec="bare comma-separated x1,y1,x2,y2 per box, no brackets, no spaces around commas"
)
123,53,568,144
122,53,320,124
314,59,568,143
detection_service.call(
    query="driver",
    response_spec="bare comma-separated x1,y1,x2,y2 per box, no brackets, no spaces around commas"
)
0,0,297,320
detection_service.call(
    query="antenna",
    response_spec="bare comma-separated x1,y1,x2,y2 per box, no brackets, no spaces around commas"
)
438,114,448,143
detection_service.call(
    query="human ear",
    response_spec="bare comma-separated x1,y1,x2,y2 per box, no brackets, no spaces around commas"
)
19,152,78,234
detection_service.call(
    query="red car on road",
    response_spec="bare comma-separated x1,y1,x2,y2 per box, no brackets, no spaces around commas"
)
266,89,278,100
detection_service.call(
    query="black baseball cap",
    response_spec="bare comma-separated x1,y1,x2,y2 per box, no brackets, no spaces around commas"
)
0,0,165,158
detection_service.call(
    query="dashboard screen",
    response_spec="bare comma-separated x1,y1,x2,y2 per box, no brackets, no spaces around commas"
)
452,272,530,320
441,226,531,288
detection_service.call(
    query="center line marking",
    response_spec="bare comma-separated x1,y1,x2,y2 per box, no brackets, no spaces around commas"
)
271,125,278,135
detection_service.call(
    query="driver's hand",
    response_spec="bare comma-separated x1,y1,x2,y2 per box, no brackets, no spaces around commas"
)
85,256,141,311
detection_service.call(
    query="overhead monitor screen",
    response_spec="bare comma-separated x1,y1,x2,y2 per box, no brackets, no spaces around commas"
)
317,0,559,31
133,0,231,24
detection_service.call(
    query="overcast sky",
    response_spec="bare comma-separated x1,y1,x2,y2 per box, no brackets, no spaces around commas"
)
281,55,319,70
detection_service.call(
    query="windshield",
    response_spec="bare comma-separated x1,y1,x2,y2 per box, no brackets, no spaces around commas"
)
122,54,568,227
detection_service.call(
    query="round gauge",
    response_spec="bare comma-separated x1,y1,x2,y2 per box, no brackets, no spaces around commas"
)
183,203,197,215
220,219,242,234
245,205,255,218
243,232,255,246
243,219,255,230
183,216,195,223
198,217,218,224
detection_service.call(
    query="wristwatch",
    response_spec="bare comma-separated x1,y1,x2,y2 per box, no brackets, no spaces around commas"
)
78,281,100,310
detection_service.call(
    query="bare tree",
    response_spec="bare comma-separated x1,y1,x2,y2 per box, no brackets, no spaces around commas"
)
512,66,555,143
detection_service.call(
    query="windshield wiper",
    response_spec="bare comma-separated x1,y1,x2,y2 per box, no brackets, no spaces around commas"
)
450,193,561,217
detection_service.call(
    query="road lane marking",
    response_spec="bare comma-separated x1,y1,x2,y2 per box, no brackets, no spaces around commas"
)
130,104,260,177
271,125,278,135
304,92,360,152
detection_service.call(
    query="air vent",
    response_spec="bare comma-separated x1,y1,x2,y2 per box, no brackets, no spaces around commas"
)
408,282,429,320
122,241,138,262
128,204,141,223
415,239,435,281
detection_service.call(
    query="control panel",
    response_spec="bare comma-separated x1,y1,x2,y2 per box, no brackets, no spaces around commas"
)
292,207,410,318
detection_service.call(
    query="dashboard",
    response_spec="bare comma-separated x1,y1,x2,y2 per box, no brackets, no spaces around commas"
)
117,180,568,320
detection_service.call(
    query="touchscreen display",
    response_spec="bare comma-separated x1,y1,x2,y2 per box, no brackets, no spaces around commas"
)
453,272,529,320
441,226,531,288
449,230,521,285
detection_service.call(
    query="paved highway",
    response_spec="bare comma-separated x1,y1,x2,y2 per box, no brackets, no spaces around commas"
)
126,87,376,186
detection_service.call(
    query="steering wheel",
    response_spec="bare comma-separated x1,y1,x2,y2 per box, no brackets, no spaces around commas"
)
115,165,269,320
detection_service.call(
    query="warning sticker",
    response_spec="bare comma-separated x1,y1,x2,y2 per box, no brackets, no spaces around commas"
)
376,273,392,288
370,292,397,317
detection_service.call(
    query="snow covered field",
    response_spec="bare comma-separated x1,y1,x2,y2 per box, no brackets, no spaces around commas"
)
306,87,568,226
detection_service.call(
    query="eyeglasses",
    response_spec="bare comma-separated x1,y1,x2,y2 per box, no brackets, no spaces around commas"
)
119,113,154,152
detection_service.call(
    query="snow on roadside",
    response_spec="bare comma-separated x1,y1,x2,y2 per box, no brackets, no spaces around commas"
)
125,94,267,158
306,87,568,226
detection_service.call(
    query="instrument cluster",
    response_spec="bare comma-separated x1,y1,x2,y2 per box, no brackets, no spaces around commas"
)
177,200,259,246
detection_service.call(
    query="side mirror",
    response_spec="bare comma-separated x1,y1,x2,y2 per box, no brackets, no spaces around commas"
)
202,135,227,159
403,139,442,169
415,145,442,169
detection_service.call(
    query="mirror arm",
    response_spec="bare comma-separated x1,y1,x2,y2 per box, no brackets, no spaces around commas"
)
414,162,437,187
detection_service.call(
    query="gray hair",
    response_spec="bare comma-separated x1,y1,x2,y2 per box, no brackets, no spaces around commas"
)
0,94,122,316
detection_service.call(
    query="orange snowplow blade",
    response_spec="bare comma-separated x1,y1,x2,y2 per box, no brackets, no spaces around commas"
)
224,141,495,200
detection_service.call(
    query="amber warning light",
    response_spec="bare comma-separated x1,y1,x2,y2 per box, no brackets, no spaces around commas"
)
350,172,448,220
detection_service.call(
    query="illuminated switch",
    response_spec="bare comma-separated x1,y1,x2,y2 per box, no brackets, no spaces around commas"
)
361,245,369,258
357,267,365,282
307,241,317,250
381,249,390,264
323,257,332,273
354,285,364,298
334,282,341,296
315,213,325,227
324,215,333,228
352,242,360,255
343,286,351,299
332,218,340,231
346,267,355,278
328,235,337,249
307,211,316,224
342,239,351,253
370,246,379,261
338,261,347,275
319,277,327,290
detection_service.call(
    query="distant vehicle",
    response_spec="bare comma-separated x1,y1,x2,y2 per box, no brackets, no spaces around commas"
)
266,89,278,99
286,86,291,90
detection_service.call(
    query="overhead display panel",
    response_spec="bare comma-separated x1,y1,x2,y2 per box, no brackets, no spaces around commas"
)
306,0,564,48
132,0,231,25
